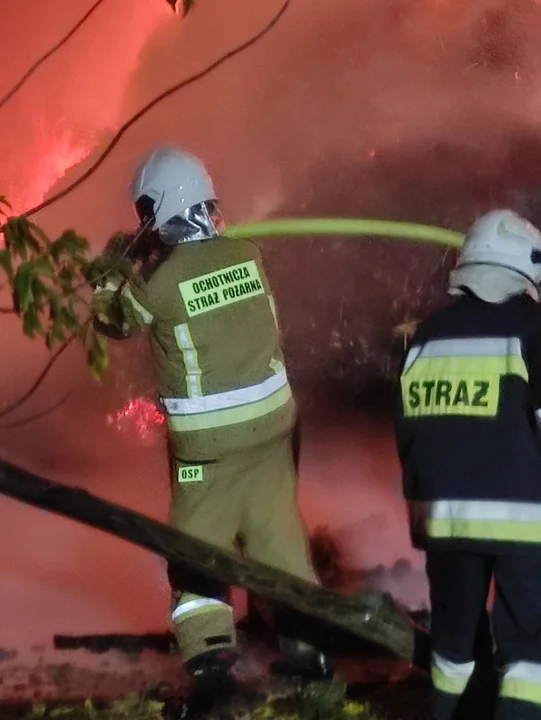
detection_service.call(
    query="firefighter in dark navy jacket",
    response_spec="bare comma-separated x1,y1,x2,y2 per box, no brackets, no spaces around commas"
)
395,210,541,720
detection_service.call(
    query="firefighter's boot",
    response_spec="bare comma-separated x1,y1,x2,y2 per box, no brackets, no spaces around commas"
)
271,637,335,683
163,651,238,720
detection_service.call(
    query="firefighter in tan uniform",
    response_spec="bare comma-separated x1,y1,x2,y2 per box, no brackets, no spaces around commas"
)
90,147,331,718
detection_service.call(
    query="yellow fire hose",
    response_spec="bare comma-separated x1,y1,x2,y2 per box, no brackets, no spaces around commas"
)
225,218,464,248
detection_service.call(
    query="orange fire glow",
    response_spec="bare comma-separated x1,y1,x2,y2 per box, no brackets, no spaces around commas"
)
23,119,93,212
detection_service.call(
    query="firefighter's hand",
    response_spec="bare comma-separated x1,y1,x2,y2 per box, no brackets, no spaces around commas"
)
91,287,133,340
103,232,134,257
85,253,133,290
90,285,118,322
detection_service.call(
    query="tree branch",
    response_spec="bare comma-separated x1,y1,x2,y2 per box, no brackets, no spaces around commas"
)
0,337,75,420
0,458,430,670
0,389,72,430
17,0,291,222
0,0,108,112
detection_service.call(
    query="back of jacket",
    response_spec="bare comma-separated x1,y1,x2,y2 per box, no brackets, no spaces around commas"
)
125,236,295,460
395,293,541,554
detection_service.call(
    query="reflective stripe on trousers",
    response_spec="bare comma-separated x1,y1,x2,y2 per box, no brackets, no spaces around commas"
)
172,597,231,623
431,652,475,695
171,592,236,663
410,500,541,544
501,661,541,706
162,369,292,432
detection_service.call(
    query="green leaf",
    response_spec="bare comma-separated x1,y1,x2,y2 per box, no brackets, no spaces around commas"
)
58,264,76,292
60,230,89,253
48,293,61,321
25,229,42,254
4,217,44,256
22,303,40,337
50,230,89,262
59,306,78,332
27,220,50,245
50,317,67,345
4,219,27,259
31,277,48,302
30,254,53,277
87,331,108,381
103,232,132,256
0,196,12,211
13,264,34,311
0,248,13,281
45,331,56,351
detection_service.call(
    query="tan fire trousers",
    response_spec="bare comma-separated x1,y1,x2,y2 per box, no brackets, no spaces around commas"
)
168,431,318,664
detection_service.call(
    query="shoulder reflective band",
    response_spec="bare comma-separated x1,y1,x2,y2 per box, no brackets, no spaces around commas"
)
178,260,265,318
172,598,231,622
177,465,204,483
410,500,541,544
121,285,154,325
501,661,541,705
431,652,474,696
401,337,527,418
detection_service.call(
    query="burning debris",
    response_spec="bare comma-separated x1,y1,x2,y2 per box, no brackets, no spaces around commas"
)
106,398,165,442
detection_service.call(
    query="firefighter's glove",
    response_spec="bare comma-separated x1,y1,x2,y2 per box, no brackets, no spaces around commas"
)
91,284,120,325
86,243,134,290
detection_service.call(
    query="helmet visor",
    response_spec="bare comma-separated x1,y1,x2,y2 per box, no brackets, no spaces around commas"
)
158,200,225,246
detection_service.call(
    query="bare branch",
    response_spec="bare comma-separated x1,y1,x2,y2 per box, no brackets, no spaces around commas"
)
18,0,291,222
0,459,430,669
0,337,75,420
0,0,108,112
0,390,72,430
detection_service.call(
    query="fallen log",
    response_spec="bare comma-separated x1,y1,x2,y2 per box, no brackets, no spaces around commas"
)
0,458,430,671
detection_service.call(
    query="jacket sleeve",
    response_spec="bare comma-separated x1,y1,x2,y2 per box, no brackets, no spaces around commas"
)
91,273,156,339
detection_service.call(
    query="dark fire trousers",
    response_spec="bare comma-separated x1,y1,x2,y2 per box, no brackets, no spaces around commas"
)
427,550,541,720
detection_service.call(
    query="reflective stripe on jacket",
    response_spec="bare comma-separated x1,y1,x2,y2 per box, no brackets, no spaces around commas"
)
395,293,541,552
93,236,295,457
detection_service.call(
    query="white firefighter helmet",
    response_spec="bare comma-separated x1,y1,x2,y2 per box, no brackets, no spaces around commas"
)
448,209,541,302
130,147,223,245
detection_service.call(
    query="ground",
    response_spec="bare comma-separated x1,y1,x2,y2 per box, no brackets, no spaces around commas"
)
0,666,431,720
0,609,432,719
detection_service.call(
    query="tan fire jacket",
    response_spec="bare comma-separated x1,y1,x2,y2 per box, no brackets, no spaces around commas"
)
92,236,296,459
